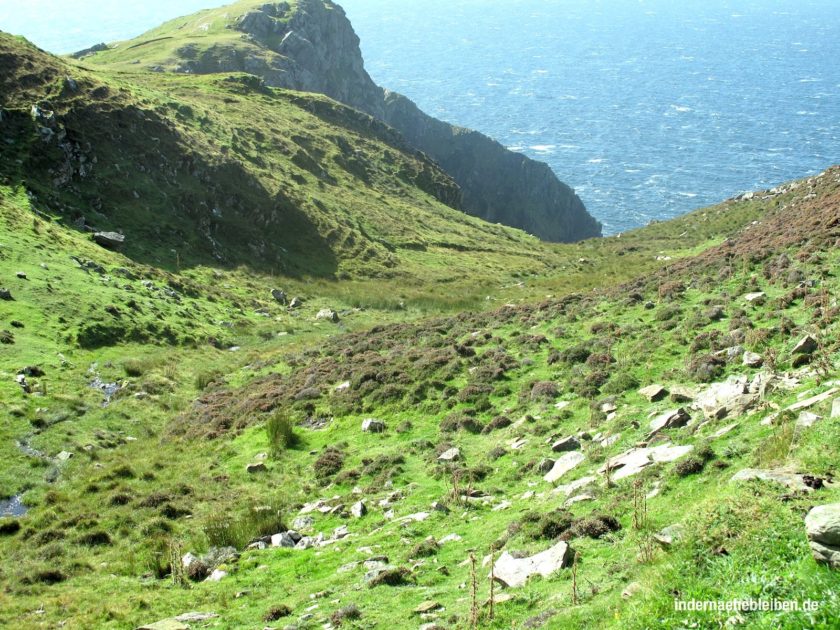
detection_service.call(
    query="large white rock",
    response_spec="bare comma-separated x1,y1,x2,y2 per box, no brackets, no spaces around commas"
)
805,504,840,569
730,468,813,492
648,408,690,436
694,375,755,420
601,443,694,481
543,451,585,483
361,418,386,433
438,447,461,462
271,532,296,548
491,540,574,588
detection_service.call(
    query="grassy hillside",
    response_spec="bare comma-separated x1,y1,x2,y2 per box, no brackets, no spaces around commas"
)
1,154,839,629
2,24,840,630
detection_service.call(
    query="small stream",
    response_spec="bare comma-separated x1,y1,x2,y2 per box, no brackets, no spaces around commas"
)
0,495,27,517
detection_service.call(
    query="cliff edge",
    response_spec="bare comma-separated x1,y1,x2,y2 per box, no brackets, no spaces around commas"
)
87,0,602,242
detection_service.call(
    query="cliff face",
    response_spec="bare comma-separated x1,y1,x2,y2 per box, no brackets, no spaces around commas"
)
98,0,602,241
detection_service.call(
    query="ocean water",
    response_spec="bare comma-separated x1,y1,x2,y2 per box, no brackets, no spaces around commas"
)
2,0,839,234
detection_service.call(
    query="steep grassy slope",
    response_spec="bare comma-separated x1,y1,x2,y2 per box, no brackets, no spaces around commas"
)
1,166,838,629
82,0,602,242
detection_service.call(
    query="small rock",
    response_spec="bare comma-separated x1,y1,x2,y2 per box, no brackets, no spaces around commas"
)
15,272,26,280
350,501,367,518
551,436,581,453
430,501,450,514
292,515,314,530
205,569,227,582
796,411,822,428
438,533,462,544
438,447,461,462
271,532,296,548
653,524,685,548
246,462,267,474
56,451,74,462
543,451,585,483
743,351,763,368
832,399,840,419
414,601,442,614
648,408,690,436
669,385,698,402
0,288,12,300
361,418,385,433
639,384,668,402
93,231,125,250
316,308,339,323
792,335,818,356
289,296,302,308
744,292,766,305
172,613,218,623
622,582,643,599
271,289,287,304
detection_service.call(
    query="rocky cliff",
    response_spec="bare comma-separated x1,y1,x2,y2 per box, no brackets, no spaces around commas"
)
95,0,602,242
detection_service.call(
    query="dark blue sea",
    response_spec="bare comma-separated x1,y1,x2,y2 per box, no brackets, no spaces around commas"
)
3,0,839,233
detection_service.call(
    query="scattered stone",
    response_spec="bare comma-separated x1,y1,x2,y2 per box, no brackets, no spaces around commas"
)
537,458,555,474
551,436,581,453
438,447,461,462
438,533,462,544
622,582,643,599
805,504,840,569
93,231,125,250
0,288,12,300
669,385,698,403
639,384,668,402
600,433,621,448
648,408,690,436
564,493,595,507
797,411,822,428
711,423,739,439
792,335,818,356
508,437,528,450
292,515,314,530
744,292,766,305
543,451,586,484
695,375,757,421
205,569,227,582
271,289,287,304
56,451,74,462
271,532,296,548
743,351,763,368
552,476,596,497
414,601,442,614
492,540,574,588
289,296,302,308
15,272,26,280
172,613,219,623
350,501,367,518
136,620,189,630
785,388,839,414
430,501,450,514
334,381,351,393
246,462,267,474
398,512,430,523
316,308,339,323
731,468,814,492
832,399,840,419
654,524,685,548
601,443,694,481
361,418,385,433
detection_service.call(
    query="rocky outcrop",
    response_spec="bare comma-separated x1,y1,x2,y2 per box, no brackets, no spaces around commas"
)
172,0,601,242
